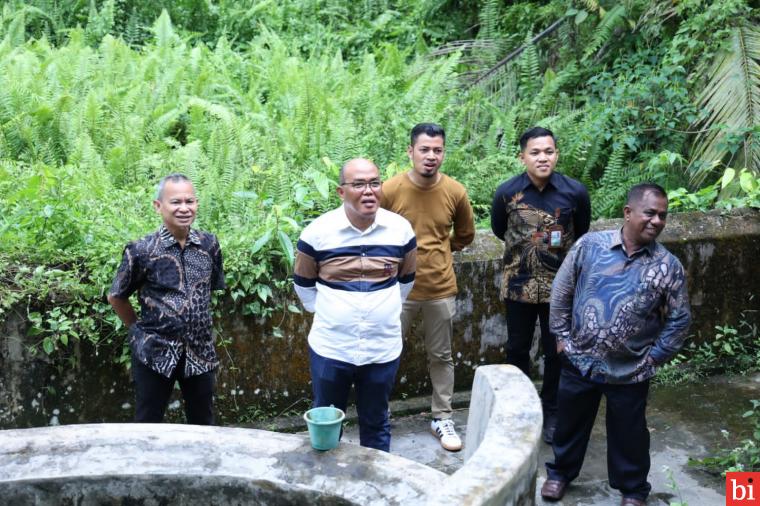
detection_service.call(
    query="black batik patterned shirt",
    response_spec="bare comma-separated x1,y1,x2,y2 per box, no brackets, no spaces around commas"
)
491,172,591,303
109,226,225,378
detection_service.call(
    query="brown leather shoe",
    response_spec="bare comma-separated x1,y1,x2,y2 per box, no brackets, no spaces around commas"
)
620,498,646,506
540,479,568,501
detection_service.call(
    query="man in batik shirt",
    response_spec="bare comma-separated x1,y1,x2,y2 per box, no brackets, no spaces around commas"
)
540,183,691,506
108,173,225,424
490,126,590,443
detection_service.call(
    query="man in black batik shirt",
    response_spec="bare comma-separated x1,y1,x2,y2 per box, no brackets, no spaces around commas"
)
108,173,225,424
490,127,590,444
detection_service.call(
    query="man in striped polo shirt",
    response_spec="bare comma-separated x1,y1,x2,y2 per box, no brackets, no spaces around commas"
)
293,158,417,452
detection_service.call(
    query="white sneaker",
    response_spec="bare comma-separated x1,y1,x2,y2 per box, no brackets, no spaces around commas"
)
430,418,462,451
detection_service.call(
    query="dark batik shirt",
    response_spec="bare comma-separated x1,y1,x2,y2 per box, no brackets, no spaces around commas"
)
109,226,225,378
550,229,691,384
491,172,591,303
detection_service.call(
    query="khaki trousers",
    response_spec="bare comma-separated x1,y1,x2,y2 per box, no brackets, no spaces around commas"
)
401,296,456,419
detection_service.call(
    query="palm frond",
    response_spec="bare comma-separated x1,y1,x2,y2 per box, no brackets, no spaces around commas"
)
583,4,627,60
689,23,760,186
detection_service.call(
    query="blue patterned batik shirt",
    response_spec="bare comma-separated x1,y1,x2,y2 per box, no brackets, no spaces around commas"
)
550,229,691,384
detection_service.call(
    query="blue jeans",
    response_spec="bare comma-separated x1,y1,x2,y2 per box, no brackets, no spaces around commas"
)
309,347,400,452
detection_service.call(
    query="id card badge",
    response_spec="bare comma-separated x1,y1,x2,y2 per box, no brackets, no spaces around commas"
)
548,208,565,250
548,225,563,248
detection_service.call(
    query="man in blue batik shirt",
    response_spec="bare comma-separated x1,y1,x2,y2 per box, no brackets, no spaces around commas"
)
540,183,691,506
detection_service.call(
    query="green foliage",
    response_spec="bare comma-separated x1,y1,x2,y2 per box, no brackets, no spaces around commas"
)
2,0,760,359
668,168,760,212
689,399,760,474
448,0,757,217
0,0,478,56
0,9,484,355
655,317,760,386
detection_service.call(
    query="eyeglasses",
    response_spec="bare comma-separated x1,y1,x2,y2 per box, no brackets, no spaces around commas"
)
341,180,382,191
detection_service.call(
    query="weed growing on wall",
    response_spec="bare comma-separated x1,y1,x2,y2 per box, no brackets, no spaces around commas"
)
655,316,760,386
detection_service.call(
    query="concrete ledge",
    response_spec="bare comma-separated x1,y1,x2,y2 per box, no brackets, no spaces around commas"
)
0,423,445,505
0,365,542,505
441,364,542,505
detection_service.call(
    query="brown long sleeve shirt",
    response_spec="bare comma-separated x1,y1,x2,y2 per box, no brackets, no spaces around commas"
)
382,173,475,301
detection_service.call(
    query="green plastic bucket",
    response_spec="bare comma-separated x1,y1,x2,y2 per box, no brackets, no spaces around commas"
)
304,406,345,451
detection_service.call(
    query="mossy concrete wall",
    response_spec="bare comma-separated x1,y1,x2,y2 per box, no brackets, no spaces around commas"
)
0,365,542,506
1,209,758,428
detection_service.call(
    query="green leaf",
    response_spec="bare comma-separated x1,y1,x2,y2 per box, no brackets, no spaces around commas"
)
255,284,272,302
277,230,295,266
721,168,736,189
42,337,55,355
233,191,258,200
287,304,302,313
250,230,272,255
575,10,589,25
152,9,175,48
740,170,755,193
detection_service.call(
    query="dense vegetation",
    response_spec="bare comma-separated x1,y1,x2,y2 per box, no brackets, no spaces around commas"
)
0,0,758,356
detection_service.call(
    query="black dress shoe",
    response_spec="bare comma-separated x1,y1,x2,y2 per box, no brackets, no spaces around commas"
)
540,479,568,501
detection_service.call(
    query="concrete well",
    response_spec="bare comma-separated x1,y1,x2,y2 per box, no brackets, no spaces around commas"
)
0,365,541,506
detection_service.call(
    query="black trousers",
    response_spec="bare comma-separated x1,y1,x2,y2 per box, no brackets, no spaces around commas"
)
504,300,559,415
546,364,652,501
131,354,215,425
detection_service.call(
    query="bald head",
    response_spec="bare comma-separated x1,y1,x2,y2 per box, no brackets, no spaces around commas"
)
339,158,378,184
336,158,382,231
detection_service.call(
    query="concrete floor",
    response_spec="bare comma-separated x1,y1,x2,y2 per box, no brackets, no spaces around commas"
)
338,375,760,505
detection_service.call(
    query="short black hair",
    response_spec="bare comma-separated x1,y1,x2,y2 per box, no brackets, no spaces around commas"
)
410,123,445,146
155,173,192,200
519,127,556,151
626,182,667,205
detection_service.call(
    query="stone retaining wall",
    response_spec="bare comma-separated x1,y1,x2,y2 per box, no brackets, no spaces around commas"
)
0,365,541,506
1,209,758,428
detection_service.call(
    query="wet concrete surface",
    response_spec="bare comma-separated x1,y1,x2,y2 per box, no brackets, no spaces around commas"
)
337,374,760,505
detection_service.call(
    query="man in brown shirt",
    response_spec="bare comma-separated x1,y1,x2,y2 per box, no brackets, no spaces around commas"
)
382,123,475,451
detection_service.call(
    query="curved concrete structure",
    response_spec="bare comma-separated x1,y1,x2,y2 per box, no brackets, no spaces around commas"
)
0,365,541,505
